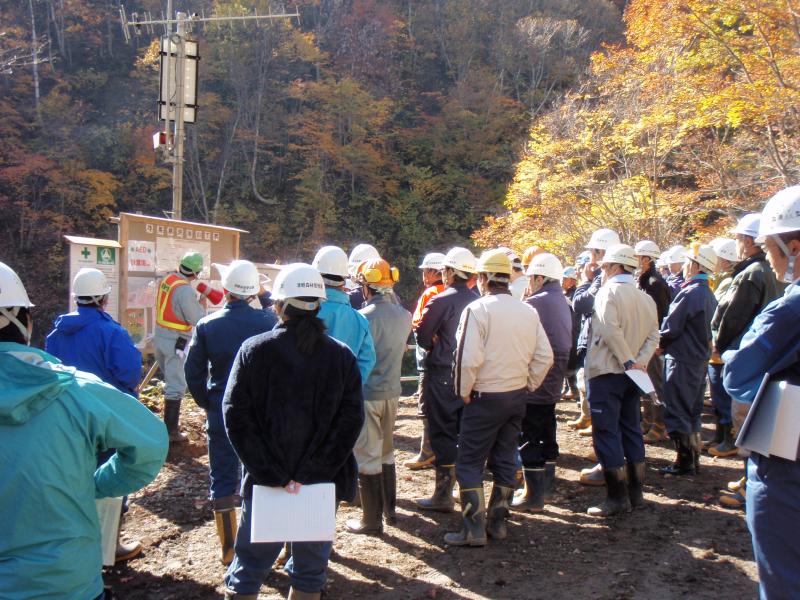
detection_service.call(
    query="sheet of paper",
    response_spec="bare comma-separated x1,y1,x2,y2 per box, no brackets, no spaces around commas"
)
768,381,800,460
625,369,655,395
251,483,336,543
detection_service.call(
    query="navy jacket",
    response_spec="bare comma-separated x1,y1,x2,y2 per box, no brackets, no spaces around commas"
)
638,263,671,323
666,272,685,301
223,322,364,502
185,299,278,410
416,281,476,370
526,280,572,404
45,306,141,396
573,271,602,353
660,276,717,364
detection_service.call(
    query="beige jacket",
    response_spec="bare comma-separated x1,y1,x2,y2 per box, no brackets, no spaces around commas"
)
585,275,660,380
454,293,554,396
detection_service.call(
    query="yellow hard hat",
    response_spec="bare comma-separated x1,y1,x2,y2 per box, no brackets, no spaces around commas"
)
476,249,512,275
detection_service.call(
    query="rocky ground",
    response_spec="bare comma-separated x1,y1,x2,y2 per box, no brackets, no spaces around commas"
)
105,387,757,599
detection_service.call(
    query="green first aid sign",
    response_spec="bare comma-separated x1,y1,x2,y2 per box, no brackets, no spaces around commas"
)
97,247,116,265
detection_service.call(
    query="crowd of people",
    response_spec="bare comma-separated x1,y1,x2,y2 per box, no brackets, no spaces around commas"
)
0,185,798,599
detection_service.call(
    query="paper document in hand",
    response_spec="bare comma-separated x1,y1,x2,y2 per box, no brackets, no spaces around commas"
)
626,369,655,395
251,483,336,543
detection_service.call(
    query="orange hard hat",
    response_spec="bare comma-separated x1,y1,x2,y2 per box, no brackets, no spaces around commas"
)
522,246,544,267
356,258,400,287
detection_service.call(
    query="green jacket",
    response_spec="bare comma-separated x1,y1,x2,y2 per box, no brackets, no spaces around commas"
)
0,343,168,600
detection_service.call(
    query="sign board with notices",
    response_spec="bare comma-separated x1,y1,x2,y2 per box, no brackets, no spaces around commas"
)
64,236,122,321
116,213,246,350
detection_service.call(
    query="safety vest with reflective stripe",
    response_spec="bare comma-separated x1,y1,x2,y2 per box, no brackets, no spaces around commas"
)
156,273,192,332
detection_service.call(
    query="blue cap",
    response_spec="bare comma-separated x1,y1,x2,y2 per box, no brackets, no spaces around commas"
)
575,251,591,266
563,266,577,279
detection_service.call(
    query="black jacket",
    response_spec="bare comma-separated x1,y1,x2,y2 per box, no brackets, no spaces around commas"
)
416,281,477,370
223,322,364,502
660,276,717,364
637,264,671,324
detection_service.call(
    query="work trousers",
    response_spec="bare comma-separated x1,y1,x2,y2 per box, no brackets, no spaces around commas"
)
708,363,733,426
641,354,666,425
153,333,188,400
588,373,645,470
423,367,463,466
224,498,332,594
207,395,241,499
456,388,527,489
747,453,800,600
519,403,558,468
354,398,398,475
662,355,706,434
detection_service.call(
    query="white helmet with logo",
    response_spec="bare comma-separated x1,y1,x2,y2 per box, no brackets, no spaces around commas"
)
585,228,621,251
757,186,800,242
313,246,350,280
443,247,477,275
72,268,112,300
418,252,447,270
687,244,717,273
665,245,686,264
599,244,639,269
222,260,261,297
525,253,564,281
272,263,327,311
709,237,739,264
732,213,761,239
634,240,661,259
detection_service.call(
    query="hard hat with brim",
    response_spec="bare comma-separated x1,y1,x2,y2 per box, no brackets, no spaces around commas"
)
272,264,326,310
357,258,400,287
180,251,204,274
418,252,447,270
222,260,261,297
687,244,717,273
72,268,112,298
476,249,512,276
313,246,349,279
525,253,563,280
731,213,761,239
585,228,621,251
710,237,739,263
634,240,661,259
599,244,639,268
443,247,477,274
756,186,800,243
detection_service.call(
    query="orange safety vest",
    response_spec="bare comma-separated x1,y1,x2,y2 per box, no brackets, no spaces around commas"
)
156,273,193,332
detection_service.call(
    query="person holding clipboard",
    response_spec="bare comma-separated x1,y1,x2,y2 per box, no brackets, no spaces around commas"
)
723,187,800,600
222,264,364,600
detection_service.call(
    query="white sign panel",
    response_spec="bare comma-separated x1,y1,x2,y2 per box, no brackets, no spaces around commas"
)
68,240,120,321
127,240,156,272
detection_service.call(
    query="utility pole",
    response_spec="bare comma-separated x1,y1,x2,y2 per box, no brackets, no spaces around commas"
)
120,4,300,222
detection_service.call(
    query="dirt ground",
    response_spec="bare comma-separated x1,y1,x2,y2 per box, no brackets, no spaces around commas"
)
106,389,758,599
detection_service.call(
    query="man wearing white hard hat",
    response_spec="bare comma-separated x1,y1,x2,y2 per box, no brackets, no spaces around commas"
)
347,243,380,309
406,252,447,470
223,264,363,600
722,185,800,599
657,244,718,477
184,260,279,565
664,245,687,299
498,247,527,300
584,244,659,517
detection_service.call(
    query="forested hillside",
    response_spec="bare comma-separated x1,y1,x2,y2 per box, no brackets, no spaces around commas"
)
1,0,623,340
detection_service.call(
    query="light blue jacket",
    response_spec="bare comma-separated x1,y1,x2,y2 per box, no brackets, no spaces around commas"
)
0,343,168,600
318,287,376,383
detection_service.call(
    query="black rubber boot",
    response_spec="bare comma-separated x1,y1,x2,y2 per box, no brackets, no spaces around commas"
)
659,433,695,476
690,432,702,473
709,423,739,457
486,485,515,540
444,487,487,547
346,473,383,535
702,418,724,450
163,399,187,443
511,468,545,512
544,461,556,500
587,466,631,517
627,461,645,508
381,463,398,525
414,465,455,512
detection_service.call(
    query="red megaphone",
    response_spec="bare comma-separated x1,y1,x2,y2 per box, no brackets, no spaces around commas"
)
196,281,224,305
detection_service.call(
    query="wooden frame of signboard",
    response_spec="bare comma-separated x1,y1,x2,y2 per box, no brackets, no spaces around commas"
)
116,212,247,351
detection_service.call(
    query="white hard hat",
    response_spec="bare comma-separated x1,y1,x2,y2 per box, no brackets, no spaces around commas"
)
634,240,661,259
731,213,761,238
313,246,349,279
599,244,639,268
272,263,326,310
497,247,522,269
585,228,621,251
686,244,717,273
525,253,564,281
756,185,800,243
72,268,111,298
0,262,34,341
563,266,578,280
222,260,260,297
665,245,686,264
348,244,380,274
710,237,739,263
418,252,447,270
442,247,477,274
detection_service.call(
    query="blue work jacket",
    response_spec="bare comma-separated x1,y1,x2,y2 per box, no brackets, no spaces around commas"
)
526,280,572,403
45,306,142,396
318,287,376,383
660,275,717,364
185,299,278,410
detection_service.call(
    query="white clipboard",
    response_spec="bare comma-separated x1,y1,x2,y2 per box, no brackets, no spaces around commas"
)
626,369,655,395
251,483,336,543
736,374,800,461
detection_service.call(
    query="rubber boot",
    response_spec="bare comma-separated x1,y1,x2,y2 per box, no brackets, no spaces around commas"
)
567,414,591,431
690,432,702,473
627,461,645,508
643,404,668,442
163,399,188,443
511,468,545,512
544,461,556,500
444,487,487,547
702,418,724,450
114,512,143,563
404,418,436,470
287,588,322,600
346,473,383,535
213,496,238,565
414,465,455,512
579,463,604,486
381,463,398,525
587,466,631,517
727,475,746,493
659,433,695,476
709,424,738,457
486,485,515,540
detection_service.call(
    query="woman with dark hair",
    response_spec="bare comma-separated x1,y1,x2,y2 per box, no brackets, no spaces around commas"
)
222,264,364,600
